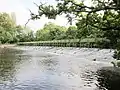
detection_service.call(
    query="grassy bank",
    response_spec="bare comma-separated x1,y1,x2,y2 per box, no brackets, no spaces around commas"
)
17,38,110,48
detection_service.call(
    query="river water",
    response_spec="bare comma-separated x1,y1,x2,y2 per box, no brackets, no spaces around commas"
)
0,46,114,90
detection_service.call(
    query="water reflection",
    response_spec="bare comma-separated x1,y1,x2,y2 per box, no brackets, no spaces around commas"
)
0,48,22,81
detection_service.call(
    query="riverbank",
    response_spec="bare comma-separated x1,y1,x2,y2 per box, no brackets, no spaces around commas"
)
0,44,16,48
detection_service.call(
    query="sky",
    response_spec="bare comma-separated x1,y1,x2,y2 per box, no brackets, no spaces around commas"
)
0,0,91,31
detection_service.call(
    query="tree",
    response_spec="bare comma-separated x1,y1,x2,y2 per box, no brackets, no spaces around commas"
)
36,22,67,41
28,0,120,39
65,26,77,39
15,26,35,42
28,0,120,31
0,12,34,43
0,13,16,43
0,13,15,30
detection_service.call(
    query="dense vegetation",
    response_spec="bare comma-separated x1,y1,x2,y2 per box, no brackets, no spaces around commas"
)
0,12,105,46
0,13,35,44
35,22,103,40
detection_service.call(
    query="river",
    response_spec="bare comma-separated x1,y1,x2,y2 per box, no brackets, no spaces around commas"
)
0,46,114,90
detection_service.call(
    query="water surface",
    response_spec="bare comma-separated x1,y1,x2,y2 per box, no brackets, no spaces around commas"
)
0,46,114,90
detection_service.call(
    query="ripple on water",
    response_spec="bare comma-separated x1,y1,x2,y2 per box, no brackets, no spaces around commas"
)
0,46,114,90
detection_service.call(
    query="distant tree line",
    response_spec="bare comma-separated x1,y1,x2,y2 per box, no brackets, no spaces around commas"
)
35,22,103,41
0,12,117,49
1,12,119,50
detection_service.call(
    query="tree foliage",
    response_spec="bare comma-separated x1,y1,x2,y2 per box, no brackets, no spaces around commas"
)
35,22,103,42
0,13,15,30
65,26,77,39
36,22,67,41
0,12,35,43
29,0,120,30
28,0,120,43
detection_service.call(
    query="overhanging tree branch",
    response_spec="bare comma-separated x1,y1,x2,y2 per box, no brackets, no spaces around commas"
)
26,0,120,31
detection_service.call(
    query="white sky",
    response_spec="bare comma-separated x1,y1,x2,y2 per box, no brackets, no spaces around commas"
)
0,0,90,31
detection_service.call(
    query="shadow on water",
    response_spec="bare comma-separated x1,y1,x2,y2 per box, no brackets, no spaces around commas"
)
96,67,120,90
0,48,23,81
0,47,24,89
